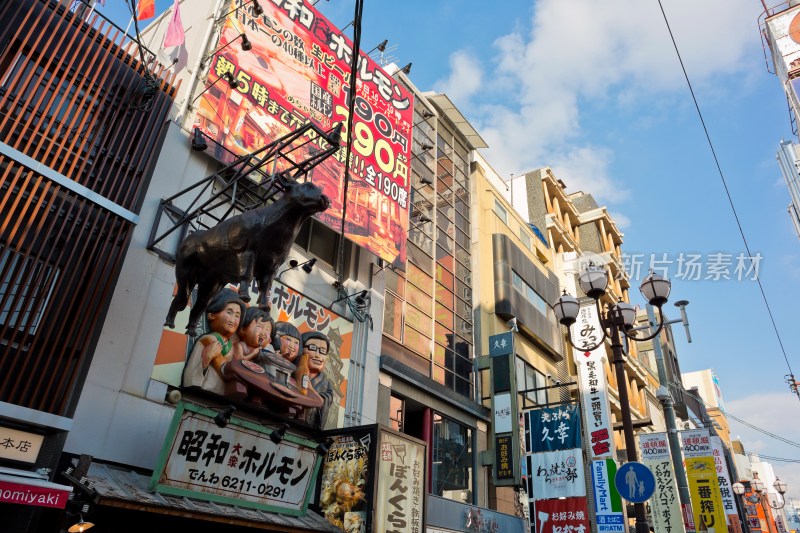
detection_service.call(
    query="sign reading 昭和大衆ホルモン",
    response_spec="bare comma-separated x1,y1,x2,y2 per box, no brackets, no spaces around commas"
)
150,402,320,515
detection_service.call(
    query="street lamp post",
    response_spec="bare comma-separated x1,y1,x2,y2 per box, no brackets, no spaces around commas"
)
554,264,674,533
734,475,789,533
731,482,752,533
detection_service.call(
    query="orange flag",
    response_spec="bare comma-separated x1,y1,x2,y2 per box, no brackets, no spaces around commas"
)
137,0,155,20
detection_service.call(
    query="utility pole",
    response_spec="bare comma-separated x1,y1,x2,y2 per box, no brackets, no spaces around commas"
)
646,303,695,533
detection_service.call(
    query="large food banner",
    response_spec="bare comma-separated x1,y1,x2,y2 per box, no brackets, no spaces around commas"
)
193,0,414,266
151,281,353,431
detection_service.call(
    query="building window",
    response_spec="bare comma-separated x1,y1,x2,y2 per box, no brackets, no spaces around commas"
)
389,395,404,431
511,270,547,316
516,357,548,408
432,414,473,503
493,198,508,225
0,248,60,336
519,227,532,251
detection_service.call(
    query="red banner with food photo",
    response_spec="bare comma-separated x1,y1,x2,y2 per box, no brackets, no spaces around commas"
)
193,0,413,267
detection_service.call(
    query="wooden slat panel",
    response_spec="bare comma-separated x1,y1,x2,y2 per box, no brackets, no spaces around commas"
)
0,0,178,416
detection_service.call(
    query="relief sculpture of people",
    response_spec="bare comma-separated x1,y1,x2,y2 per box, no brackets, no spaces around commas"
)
180,286,343,430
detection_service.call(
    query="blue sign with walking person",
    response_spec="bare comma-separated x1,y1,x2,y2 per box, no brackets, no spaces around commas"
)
613,461,655,503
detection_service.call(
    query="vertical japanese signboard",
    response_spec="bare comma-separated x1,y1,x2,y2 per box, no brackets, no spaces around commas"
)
709,436,739,530
571,301,613,459
318,427,375,532
524,404,586,500
591,459,625,533
151,402,320,515
639,433,686,533
681,430,729,533
487,331,521,487
374,428,425,533
194,0,414,266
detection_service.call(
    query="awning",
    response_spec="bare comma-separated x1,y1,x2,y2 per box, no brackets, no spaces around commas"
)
83,463,339,532
0,466,73,509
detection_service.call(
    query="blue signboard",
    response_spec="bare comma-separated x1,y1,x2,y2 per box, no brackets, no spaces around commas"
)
488,332,514,357
613,461,655,503
525,404,581,452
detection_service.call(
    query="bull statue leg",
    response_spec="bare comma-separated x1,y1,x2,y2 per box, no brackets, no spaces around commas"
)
186,281,220,335
237,251,255,303
164,267,194,329
257,277,273,311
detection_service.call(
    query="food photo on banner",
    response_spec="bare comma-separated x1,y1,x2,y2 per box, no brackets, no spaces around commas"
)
317,426,376,533
151,281,353,431
193,0,414,266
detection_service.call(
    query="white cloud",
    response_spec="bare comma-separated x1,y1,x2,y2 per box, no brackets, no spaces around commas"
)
726,393,800,500
432,50,484,105
436,0,761,206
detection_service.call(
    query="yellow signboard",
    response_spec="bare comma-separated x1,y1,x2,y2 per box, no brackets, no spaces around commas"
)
686,456,728,532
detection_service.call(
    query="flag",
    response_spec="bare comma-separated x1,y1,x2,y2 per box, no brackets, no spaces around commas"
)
162,0,184,48
137,0,154,20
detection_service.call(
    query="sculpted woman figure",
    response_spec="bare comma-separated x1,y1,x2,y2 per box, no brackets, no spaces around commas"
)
182,288,246,395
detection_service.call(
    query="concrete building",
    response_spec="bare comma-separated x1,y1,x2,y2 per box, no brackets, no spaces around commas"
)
471,154,565,515
683,369,733,447
506,168,655,461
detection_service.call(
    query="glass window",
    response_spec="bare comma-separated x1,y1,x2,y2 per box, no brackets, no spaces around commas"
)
389,395,404,431
384,268,405,298
519,227,532,251
404,325,432,357
494,199,508,224
511,270,547,315
516,356,548,408
406,304,432,337
383,292,403,340
432,414,473,503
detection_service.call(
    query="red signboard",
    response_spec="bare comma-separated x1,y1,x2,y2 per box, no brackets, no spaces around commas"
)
194,0,414,266
0,480,71,509
533,497,590,533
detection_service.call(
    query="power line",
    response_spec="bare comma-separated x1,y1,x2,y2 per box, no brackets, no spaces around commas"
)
749,453,800,464
655,0,797,394
676,382,800,449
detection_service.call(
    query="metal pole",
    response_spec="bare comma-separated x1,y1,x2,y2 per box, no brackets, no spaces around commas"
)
609,312,650,533
736,493,752,533
647,304,694,532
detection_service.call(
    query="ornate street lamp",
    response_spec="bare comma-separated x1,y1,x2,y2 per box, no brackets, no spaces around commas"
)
554,266,672,533
732,482,752,533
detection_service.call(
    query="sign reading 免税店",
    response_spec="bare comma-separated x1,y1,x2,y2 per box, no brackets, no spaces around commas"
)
150,402,321,516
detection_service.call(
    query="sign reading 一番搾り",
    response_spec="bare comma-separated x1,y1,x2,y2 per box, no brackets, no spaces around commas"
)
681,429,729,533
150,402,320,515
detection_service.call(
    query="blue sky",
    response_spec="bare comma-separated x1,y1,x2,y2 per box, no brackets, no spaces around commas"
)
98,0,800,496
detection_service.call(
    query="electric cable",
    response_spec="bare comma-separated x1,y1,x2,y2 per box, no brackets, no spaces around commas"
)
334,0,365,282
656,0,798,396
674,381,800,449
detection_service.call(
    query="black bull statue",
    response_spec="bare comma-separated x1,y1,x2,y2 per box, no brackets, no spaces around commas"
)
164,179,331,333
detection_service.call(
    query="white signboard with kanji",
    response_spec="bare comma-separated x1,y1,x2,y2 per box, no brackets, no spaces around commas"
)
150,403,319,515
639,432,686,533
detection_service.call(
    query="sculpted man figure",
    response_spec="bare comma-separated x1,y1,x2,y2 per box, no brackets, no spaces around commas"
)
300,330,334,429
